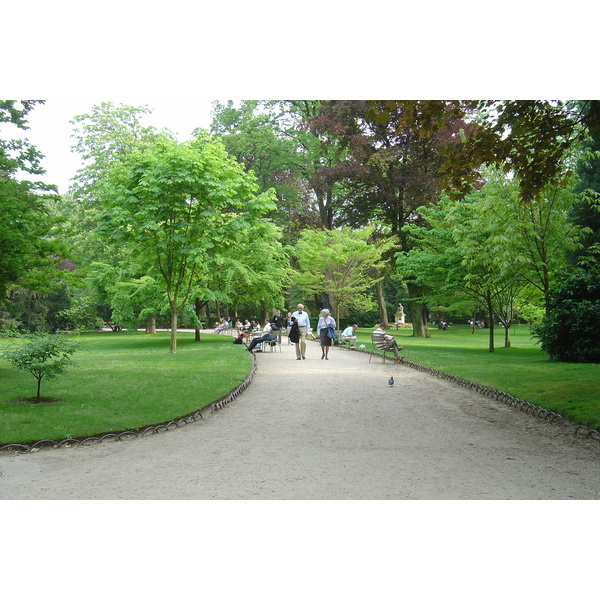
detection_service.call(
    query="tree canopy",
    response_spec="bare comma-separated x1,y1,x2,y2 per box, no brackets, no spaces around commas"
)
3,98,599,362
0,100,64,301
99,133,277,352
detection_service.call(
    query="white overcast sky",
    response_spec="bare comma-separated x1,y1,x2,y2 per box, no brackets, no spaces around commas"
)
5,2,598,197
14,97,217,194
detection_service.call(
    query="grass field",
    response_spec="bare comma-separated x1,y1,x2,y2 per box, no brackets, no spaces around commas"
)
1,325,598,445
0,331,251,445
356,324,600,431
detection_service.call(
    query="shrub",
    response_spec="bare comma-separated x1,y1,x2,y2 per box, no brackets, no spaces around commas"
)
1,333,79,399
534,268,600,363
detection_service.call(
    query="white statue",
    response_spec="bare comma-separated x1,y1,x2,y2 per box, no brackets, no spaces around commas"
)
395,304,405,325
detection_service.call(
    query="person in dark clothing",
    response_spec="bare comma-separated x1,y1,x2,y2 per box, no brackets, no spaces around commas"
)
272,309,284,345
288,316,299,345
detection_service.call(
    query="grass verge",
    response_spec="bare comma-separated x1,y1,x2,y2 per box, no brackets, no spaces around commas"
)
354,324,600,431
0,331,251,445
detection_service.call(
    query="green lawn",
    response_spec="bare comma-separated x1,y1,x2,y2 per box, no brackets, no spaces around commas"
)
356,324,600,431
1,325,599,446
0,331,252,445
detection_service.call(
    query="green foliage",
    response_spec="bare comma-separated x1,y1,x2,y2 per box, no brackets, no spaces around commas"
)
0,100,65,299
99,134,278,351
69,101,161,204
59,295,103,331
398,168,584,350
0,332,250,444
534,268,600,363
1,333,79,399
293,227,393,324
569,133,600,266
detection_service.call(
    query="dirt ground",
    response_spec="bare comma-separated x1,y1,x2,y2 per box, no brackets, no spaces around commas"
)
1,337,599,500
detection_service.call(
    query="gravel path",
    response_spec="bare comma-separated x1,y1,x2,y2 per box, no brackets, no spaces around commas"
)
1,338,599,499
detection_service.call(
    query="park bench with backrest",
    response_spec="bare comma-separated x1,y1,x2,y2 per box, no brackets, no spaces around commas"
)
369,331,394,363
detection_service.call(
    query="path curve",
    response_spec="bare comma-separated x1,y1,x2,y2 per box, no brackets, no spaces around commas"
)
1,339,599,499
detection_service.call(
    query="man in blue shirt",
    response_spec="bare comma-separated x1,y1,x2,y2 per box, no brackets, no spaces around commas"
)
342,324,358,348
291,303,312,360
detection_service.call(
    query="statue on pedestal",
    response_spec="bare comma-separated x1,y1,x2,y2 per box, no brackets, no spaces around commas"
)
394,304,405,326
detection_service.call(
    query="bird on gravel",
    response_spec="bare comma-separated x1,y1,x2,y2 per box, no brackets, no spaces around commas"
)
388,376,394,386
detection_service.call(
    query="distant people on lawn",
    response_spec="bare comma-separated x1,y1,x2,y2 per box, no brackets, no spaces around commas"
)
214,318,228,334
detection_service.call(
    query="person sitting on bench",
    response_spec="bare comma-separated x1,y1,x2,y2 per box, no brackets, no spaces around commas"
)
247,319,277,352
373,323,405,362
341,324,358,347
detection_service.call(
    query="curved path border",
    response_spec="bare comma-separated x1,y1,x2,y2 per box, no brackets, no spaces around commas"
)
1,339,599,500
0,355,258,455
1,342,598,456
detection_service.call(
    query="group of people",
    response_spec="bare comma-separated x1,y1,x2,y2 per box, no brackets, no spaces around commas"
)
235,303,405,363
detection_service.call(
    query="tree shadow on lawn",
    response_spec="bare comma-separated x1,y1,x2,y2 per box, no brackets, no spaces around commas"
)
12,396,63,404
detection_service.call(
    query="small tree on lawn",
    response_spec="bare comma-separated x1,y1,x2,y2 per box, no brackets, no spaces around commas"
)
2,333,78,400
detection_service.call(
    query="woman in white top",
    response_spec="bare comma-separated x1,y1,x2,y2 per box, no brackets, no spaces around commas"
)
316,308,336,360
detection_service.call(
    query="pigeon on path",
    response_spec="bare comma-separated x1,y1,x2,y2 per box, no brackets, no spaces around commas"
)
388,376,394,387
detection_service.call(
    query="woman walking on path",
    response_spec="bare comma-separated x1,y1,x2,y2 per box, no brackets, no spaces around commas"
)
317,308,336,360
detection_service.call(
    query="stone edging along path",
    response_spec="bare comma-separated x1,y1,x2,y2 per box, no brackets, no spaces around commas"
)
1,347,598,455
0,353,258,455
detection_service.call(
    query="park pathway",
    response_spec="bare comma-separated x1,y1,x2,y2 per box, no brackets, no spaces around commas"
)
0,337,599,499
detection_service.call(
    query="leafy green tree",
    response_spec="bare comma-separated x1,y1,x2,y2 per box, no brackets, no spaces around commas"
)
534,267,600,362
399,168,584,350
293,227,393,325
100,134,277,352
66,103,165,268
215,231,291,318
471,169,582,313
109,275,164,334
58,295,104,331
2,333,78,400
569,132,600,266
367,100,600,201
313,100,470,335
0,100,64,299
69,102,161,204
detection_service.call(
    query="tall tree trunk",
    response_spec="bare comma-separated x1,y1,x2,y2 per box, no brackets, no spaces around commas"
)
194,298,204,342
170,304,178,353
485,291,495,353
376,280,388,327
406,282,430,338
410,300,430,338
145,314,156,334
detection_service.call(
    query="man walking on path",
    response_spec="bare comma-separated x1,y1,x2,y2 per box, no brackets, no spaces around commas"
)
291,303,312,360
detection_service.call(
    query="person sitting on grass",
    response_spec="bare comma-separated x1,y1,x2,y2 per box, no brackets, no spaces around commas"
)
341,324,358,348
373,323,405,363
246,319,277,353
